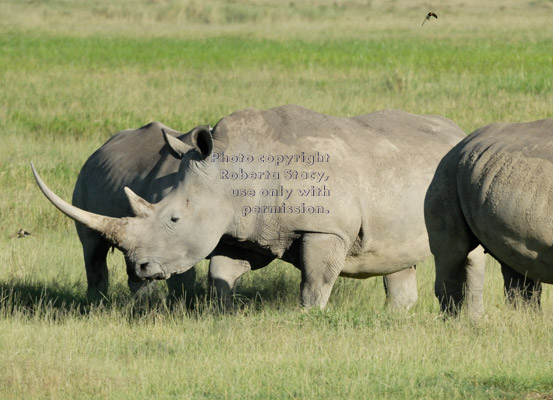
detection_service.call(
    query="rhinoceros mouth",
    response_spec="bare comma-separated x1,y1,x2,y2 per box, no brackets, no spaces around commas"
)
130,261,170,281
149,273,167,281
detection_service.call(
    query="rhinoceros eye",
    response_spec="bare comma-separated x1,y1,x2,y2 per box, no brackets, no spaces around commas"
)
170,216,180,223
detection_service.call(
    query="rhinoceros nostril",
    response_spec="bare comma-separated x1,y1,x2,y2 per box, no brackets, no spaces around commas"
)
140,262,149,270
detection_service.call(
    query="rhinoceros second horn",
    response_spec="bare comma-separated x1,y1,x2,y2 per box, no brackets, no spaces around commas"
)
124,187,153,218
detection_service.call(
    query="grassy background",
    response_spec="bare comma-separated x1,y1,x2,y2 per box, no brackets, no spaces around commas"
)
2,0,553,398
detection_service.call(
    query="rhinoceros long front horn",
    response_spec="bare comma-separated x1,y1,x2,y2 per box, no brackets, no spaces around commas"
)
30,162,127,246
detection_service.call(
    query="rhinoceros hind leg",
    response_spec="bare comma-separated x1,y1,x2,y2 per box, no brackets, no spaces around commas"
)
501,263,542,308
433,246,486,317
298,233,346,309
425,161,485,317
426,184,485,317
77,225,110,300
383,266,417,310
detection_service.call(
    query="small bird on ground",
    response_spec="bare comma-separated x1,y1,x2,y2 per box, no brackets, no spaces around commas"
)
16,228,31,238
422,12,438,27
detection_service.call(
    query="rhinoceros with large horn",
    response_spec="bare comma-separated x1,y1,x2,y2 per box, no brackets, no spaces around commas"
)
33,105,466,309
425,119,552,316
38,122,203,300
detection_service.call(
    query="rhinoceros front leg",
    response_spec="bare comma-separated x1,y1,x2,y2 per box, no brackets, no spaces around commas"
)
127,264,197,308
127,279,157,296
383,266,418,310
208,255,251,309
501,263,542,307
298,233,346,309
166,268,197,307
77,225,110,300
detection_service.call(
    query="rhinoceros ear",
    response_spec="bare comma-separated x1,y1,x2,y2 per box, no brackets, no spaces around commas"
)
163,126,212,160
189,125,213,159
163,129,192,159
124,187,153,218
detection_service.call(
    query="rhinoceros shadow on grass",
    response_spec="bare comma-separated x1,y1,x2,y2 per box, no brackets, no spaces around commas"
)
0,280,171,316
425,119,552,317
32,105,469,311
0,279,208,317
0,281,88,314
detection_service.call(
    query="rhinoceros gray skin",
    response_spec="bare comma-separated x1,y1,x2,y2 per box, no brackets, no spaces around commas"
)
34,105,466,309
424,120,552,316
34,118,422,308
70,122,199,300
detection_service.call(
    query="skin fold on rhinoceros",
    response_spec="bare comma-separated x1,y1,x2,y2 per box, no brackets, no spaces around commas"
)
424,119,553,316
33,105,466,309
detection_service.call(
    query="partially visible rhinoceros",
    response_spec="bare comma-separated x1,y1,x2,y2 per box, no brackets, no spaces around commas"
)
425,120,551,316
33,105,466,309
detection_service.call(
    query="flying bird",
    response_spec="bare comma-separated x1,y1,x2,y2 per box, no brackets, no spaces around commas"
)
422,12,438,27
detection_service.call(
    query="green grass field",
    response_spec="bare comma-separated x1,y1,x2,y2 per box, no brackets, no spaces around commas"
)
2,0,553,398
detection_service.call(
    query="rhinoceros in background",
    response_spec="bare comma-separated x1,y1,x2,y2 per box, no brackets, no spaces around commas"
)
425,120,551,316
33,105,466,309
70,122,200,301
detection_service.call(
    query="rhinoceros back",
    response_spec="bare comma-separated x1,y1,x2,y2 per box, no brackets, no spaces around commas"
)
72,122,183,218
214,105,467,274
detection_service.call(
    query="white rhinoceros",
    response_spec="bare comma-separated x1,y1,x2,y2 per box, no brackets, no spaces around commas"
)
33,105,465,309
69,122,202,300
425,119,552,316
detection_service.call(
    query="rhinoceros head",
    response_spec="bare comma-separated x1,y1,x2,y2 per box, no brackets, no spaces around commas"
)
32,124,232,282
